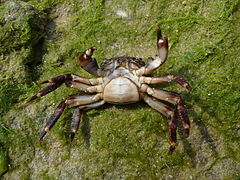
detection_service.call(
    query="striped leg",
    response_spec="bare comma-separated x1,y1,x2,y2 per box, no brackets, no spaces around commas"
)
28,74,102,102
66,81,103,93
28,83,62,102
30,74,74,102
41,73,100,85
168,112,177,155
70,108,81,141
143,85,190,138
69,100,105,141
39,100,66,140
39,94,102,140
143,95,178,154
140,75,192,91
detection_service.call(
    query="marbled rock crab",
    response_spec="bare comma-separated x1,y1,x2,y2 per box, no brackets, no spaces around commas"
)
29,27,191,154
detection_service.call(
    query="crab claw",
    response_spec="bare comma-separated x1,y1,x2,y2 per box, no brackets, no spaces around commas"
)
156,27,168,61
85,47,97,56
77,47,102,76
77,47,97,67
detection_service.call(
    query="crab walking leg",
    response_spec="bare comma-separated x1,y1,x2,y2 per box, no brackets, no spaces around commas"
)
41,73,101,85
69,100,105,141
39,94,102,140
140,75,192,91
143,95,177,154
66,94,102,107
79,99,105,111
28,74,102,102
77,47,103,77
142,84,190,138
66,81,103,93
134,27,168,76
41,73,72,84
28,83,62,102
70,108,82,141
168,112,178,155
177,100,190,138
39,100,66,140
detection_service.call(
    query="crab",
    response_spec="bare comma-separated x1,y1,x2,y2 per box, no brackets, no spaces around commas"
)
29,27,191,154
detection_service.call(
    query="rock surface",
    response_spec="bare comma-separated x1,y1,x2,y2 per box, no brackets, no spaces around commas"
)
0,0,239,179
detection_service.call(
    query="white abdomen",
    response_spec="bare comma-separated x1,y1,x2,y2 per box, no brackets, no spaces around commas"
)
103,77,139,104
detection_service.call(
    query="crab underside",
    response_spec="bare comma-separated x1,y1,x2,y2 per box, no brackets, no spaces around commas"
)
29,27,191,155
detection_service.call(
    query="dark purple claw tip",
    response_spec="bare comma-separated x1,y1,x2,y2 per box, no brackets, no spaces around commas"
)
39,131,47,141
168,145,176,155
157,26,162,38
186,84,192,91
91,47,97,51
69,132,75,142
184,129,190,138
41,80,49,84
28,95,38,102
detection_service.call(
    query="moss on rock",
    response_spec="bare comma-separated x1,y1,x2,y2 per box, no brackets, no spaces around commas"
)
0,143,8,176
0,1,45,115
0,0,240,179
0,1,45,54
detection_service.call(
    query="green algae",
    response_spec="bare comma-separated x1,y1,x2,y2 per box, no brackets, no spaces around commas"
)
0,129,8,177
0,0,240,179
0,1,45,55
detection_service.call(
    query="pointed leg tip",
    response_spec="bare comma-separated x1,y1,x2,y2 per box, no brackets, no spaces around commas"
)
88,47,97,53
69,132,75,142
28,95,38,102
39,131,47,141
186,85,192,91
41,80,48,84
168,145,176,155
157,26,162,40
184,134,189,139
184,129,190,138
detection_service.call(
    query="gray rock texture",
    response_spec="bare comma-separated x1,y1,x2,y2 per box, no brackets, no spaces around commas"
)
0,0,239,179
